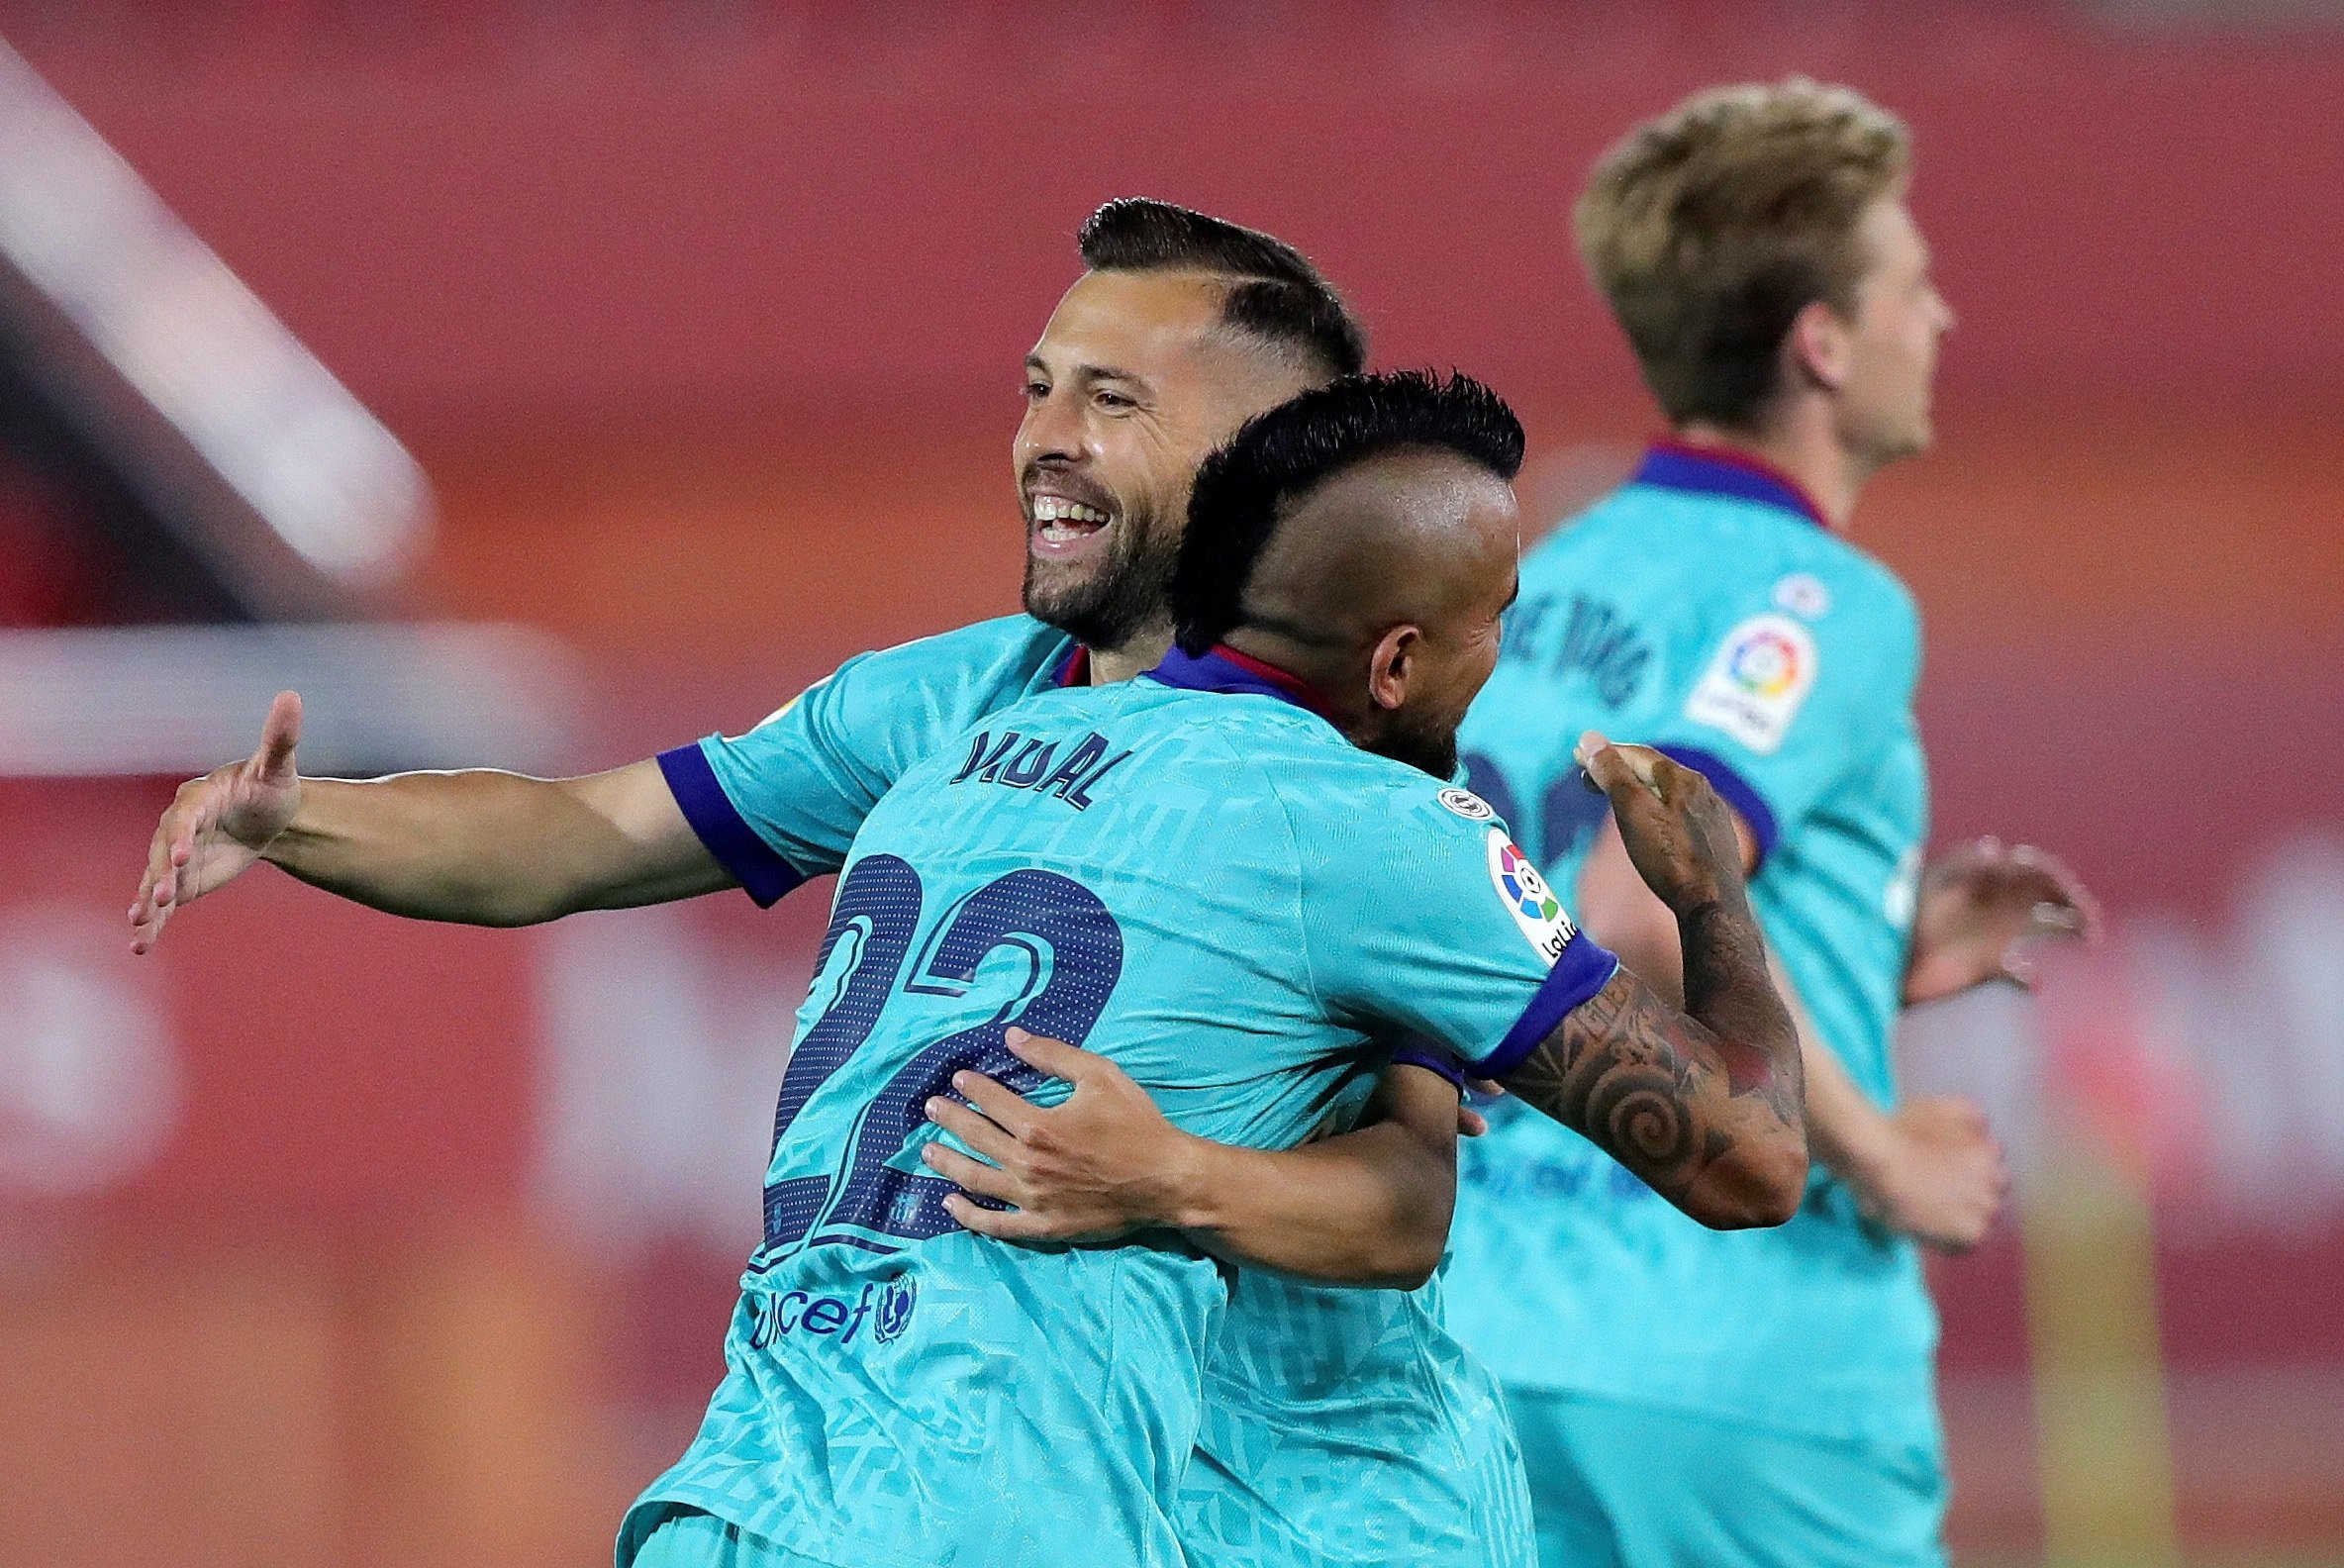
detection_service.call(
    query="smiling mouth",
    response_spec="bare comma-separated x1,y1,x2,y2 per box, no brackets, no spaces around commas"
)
1028,493,1113,551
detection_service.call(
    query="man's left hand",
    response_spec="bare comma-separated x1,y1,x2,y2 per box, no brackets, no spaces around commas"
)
1904,837,2100,1005
921,1028,1198,1243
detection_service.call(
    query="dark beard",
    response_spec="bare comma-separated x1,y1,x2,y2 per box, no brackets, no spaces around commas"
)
1022,523,1179,654
1367,719,1460,782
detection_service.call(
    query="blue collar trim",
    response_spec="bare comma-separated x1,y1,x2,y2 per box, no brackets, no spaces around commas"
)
1631,442,1830,531
1141,644,1326,716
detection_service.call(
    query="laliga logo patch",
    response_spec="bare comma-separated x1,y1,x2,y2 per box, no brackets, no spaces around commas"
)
1438,787,1496,823
1684,613,1817,755
1487,830,1575,965
1727,628,1804,697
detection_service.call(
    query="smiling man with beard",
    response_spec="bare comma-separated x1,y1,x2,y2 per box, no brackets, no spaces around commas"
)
130,201,1556,1567
1018,209,1363,670
620,369,1806,1568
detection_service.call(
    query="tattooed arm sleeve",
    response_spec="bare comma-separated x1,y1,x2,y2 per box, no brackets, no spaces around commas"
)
1498,896,1808,1229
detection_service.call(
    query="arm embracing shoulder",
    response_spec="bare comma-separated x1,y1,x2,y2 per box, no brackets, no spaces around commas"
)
1164,1060,1464,1289
154,635,989,932
272,649,892,925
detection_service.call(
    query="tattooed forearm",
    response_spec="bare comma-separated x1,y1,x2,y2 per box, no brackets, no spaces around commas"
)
1677,898,1804,1128
1501,896,1806,1229
1502,976,1712,1180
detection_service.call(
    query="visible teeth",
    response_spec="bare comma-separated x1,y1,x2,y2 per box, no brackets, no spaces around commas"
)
1032,496,1110,526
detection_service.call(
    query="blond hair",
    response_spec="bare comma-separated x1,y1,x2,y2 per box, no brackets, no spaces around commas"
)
1576,78,1910,429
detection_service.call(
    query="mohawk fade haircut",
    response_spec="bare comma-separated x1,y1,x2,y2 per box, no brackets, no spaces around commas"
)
1079,197,1368,381
1170,370,1523,656
1576,78,1910,430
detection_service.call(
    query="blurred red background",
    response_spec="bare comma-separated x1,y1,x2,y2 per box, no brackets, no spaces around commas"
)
3,6,2340,1565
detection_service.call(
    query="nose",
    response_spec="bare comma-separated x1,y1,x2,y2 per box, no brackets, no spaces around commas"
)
1017,384,1086,469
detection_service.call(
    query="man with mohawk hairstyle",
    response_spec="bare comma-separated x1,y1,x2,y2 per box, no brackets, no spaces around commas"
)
134,202,1549,1567
614,368,1805,1567
131,185,2062,1567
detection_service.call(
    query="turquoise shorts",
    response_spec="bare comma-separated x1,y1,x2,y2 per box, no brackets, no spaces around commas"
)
619,1503,836,1568
1504,1388,1948,1568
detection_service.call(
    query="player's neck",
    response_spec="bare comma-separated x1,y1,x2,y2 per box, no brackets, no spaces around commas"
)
1671,415,1867,532
1085,624,1175,686
1217,630,1363,735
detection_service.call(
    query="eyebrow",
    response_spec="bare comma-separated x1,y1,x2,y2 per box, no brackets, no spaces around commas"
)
1026,353,1148,389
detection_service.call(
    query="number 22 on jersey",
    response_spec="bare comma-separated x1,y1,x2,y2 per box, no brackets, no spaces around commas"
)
755,854,1126,1260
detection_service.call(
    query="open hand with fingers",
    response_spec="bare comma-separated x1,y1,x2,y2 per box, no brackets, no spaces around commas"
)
1904,836,2100,1004
129,691,305,954
920,1028,1201,1244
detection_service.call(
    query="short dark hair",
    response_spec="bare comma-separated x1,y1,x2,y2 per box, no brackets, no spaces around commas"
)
1078,197,1367,380
1171,370,1524,655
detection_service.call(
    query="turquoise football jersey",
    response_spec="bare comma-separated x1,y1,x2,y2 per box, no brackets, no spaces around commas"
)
1181,1269,1536,1568
656,614,1084,904
635,646,1616,1568
651,613,1544,1567
1442,442,1937,1446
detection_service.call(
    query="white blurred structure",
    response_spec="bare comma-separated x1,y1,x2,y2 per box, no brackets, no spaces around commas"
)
0,623,586,776
1901,833,2344,1228
0,903,177,1196
0,38,430,614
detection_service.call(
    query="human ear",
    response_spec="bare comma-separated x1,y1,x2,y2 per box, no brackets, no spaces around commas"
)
1787,300,1852,394
1367,625,1420,714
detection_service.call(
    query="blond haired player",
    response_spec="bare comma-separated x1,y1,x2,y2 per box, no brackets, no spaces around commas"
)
1442,80,2095,1568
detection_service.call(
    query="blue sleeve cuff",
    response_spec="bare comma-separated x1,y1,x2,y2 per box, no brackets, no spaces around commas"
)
1652,745,1779,869
656,741,809,909
1389,1040,1467,1091
1476,937,1621,1078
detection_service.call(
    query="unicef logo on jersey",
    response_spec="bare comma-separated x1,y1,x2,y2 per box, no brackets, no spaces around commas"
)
745,1275,917,1350
872,1276,917,1344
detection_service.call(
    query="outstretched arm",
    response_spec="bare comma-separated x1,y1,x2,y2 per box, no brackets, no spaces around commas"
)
1495,737,1807,1229
262,761,728,924
130,691,730,950
921,1031,1467,1289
